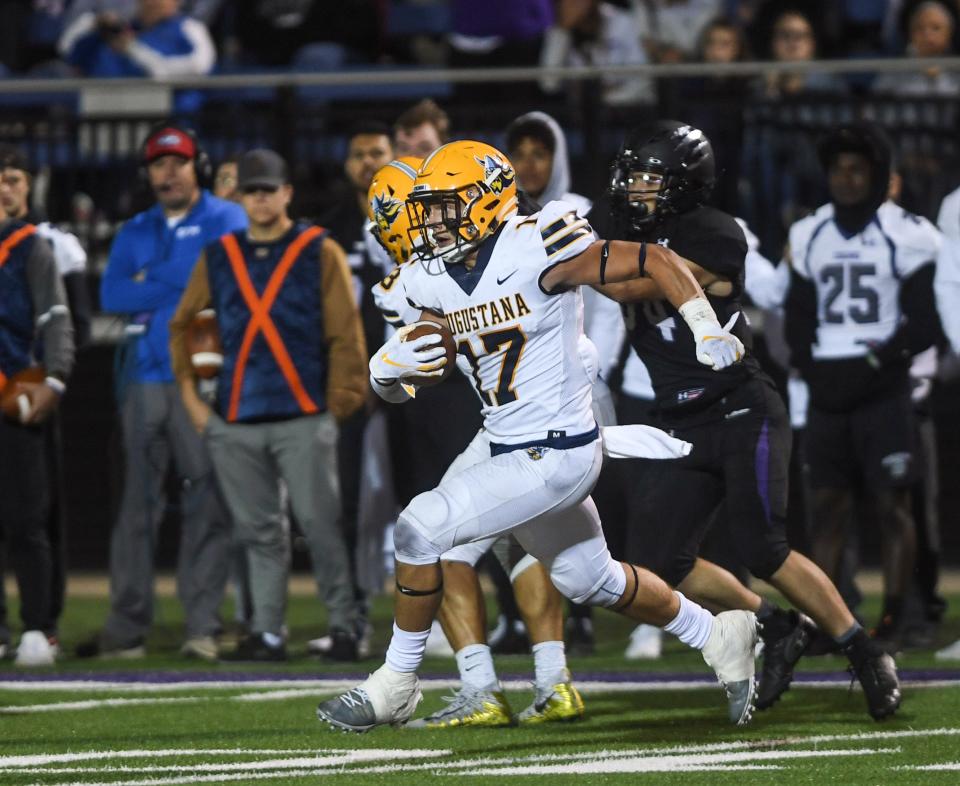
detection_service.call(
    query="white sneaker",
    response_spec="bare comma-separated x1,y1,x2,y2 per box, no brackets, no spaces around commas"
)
701,610,759,726
180,635,219,661
625,624,663,660
424,620,454,658
935,638,960,660
15,631,55,667
316,664,422,732
308,621,374,659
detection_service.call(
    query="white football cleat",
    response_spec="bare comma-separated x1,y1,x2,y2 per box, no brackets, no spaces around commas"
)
625,624,663,660
701,610,759,725
15,630,56,667
317,664,422,733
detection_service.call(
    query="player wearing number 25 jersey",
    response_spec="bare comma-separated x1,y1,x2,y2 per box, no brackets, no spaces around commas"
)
785,122,942,651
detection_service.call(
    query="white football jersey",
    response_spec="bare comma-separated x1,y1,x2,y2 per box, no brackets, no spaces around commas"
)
35,222,87,276
371,256,423,332
387,200,597,444
935,185,960,354
789,200,940,360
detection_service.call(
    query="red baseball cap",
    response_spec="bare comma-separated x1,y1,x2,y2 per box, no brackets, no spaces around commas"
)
143,127,197,163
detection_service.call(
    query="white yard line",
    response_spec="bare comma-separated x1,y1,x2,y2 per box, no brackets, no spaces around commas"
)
0,749,377,767
2,749,448,776
0,697,202,714
2,676,957,695
4,729,958,784
465,747,897,776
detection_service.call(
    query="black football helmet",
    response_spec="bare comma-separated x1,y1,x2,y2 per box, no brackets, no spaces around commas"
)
609,120,716,234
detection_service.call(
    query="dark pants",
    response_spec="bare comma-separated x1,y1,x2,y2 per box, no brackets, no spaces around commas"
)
0,416,52,633
337,407,371,611
623,379,793,585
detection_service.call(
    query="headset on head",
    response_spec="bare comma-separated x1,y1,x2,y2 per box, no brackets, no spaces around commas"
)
139,121,213,186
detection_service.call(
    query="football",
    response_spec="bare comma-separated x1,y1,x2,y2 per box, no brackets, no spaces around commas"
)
186,309,223,380
400,321,457,387
0,366,45,422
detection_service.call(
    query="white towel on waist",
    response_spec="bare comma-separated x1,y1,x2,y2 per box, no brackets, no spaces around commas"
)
600,424,692,460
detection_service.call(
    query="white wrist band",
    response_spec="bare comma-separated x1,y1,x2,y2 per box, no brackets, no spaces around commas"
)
44,376,66,395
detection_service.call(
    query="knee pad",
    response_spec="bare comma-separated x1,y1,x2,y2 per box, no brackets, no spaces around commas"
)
393,515,443,566
549,536,626,607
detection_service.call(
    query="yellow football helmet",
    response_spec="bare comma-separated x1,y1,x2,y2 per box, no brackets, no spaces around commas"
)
367,156,422,265
406,140,518,267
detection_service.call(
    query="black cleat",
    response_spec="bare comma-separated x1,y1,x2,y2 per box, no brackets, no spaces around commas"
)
756,612,815,710
844,634,902,720
326,628,359,662
220,633,286,663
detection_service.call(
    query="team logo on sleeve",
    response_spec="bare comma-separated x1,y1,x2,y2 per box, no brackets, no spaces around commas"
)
372,192,404,233
474,154,515,195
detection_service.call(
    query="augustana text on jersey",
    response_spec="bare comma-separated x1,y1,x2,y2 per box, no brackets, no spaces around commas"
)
444,292,533,336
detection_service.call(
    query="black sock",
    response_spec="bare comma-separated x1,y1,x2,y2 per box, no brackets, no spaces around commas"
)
757,598,780,620
758,601,799,642
839,627,874,666
834,622,864,646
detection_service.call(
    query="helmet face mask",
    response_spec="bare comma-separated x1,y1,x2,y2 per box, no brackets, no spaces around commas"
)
406,184,484,267
406,141,519,273
609,121,715,235
609,163,666,231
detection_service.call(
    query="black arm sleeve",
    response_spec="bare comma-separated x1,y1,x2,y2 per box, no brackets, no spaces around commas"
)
873,262,943,366
63,270,93,349
783,269,818,372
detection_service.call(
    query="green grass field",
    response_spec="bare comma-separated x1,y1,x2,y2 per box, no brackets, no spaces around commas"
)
1,585,959,785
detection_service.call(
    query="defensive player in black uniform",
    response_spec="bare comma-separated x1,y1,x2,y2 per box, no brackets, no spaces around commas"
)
595,121,901,720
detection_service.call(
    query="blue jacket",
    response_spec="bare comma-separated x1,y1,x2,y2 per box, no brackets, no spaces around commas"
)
0,223,40,381
101,191,247,383
65,14,206,78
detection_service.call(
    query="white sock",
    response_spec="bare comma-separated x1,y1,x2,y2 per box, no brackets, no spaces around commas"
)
456,643,498,691
662,591,714,650
384,622,430,673
532,640,568,688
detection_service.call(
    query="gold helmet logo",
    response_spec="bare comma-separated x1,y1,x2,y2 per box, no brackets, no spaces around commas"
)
372,192,403,233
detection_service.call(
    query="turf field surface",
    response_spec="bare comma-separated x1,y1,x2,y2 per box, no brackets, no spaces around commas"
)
1,671,960,785
0,584,958,784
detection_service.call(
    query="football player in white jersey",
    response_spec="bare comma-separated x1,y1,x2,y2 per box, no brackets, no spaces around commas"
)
368,157,590,728
933,182,960,661
784,122,943,652
317,140,757,733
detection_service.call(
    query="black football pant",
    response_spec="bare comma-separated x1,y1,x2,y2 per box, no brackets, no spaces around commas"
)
622,379,793,585
0,416,52,633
